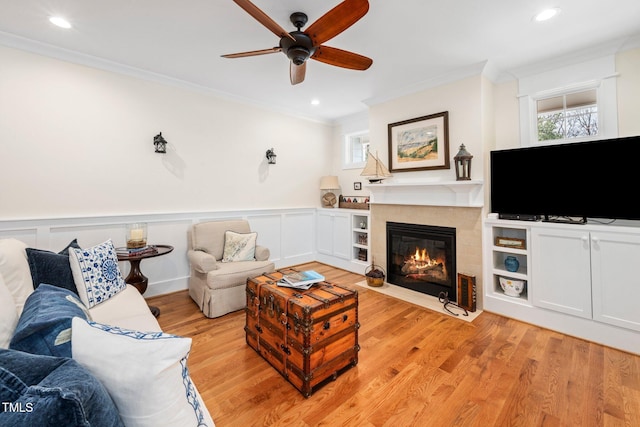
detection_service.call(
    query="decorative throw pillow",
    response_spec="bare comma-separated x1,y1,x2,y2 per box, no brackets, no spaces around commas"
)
0,272,18,349
71,318,215,427
10,284,91,358
0,348,124,427
26,239,81,294
69,239,126,308
222,230,257,262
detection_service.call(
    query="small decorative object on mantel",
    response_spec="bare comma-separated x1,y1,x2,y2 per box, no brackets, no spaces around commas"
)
453,144,473,180
266,148,277,164
153,132,168,153
365,262,385,287
361,151,392,183
338,195,370,210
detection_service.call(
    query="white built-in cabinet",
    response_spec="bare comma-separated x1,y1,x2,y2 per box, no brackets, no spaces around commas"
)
316,208,369,274
317,209,350,260
484,218,640,354
531,227,592,319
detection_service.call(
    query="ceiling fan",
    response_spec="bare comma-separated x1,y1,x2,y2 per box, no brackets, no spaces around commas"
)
222,0,373,85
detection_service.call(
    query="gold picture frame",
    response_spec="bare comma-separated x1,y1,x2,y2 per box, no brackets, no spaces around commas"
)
387,111,450,172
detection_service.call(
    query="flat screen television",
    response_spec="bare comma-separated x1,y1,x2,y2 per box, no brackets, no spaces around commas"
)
490,135,640,223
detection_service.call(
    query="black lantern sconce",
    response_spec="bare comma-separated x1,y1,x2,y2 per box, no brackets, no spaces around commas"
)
266,148,277,164
153,132,168,153
454,144,473,181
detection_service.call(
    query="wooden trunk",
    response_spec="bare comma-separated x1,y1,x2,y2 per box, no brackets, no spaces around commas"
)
245,269,359,397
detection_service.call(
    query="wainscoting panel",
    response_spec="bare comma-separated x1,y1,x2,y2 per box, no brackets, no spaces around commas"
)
0,209,317,297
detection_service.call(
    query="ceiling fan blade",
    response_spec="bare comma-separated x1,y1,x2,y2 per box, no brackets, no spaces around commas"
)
290,62,306,85
221,47,281,59
232,0,295,41
311,45,372,70
305,0,369,46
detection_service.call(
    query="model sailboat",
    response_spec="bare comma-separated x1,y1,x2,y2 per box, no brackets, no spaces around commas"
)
361,152,392,183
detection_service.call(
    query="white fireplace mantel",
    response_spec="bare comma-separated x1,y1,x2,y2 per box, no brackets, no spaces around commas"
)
365,180,484,208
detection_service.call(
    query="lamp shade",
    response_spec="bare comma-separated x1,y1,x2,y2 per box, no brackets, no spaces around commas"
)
319,175,340,190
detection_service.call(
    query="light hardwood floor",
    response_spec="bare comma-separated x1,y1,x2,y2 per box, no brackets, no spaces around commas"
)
147,262,640,427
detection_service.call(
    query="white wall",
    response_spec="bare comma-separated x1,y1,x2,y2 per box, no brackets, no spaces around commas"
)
0,45,334,220
617,48,640,137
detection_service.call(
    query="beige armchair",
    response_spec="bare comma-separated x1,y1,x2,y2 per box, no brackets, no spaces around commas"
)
187,220,275,318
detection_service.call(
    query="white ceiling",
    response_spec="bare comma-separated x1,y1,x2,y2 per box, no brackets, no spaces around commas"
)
1,1,639,123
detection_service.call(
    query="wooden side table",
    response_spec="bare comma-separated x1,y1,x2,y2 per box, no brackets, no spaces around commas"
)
117,244,174,317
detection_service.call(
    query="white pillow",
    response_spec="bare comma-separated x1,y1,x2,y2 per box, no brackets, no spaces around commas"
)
69,239,126,308
221,231,257,262
0,272,18,348
71,318,215,427
0,238,32,315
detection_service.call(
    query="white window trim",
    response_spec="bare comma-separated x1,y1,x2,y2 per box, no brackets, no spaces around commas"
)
342,129,369,170
518,56,619,147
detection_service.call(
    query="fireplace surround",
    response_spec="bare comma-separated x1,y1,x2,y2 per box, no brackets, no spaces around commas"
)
370,203,483,308
386,222,456,300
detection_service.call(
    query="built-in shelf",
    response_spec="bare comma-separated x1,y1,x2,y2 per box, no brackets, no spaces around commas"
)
364,180,483,207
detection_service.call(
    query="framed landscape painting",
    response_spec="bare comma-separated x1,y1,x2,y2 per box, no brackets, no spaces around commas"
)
387,111,450,172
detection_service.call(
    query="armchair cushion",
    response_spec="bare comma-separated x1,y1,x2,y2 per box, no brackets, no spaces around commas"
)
222,231,257,262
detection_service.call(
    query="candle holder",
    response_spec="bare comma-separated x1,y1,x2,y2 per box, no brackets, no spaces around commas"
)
126,223,148,249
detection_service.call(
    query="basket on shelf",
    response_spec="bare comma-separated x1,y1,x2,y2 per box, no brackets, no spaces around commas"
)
364,263,385,287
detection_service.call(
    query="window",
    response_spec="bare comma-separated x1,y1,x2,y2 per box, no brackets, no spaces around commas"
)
343,130,370,169
517,55,618,147
536,89,598,142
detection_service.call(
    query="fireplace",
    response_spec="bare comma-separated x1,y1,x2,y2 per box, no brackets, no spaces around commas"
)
386,222,456,300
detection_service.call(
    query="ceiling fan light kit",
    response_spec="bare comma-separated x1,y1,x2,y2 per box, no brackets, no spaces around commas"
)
223,0,372,85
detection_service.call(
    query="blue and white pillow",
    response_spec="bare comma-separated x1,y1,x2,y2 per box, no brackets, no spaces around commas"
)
69,239,126,308
71,318,215,427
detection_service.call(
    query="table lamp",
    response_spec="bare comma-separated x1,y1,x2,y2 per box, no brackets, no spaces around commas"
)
319,176,340,208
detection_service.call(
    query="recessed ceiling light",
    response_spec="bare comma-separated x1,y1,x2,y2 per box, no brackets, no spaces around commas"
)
49,16,72,29
311,99,320,106
534,8,561,22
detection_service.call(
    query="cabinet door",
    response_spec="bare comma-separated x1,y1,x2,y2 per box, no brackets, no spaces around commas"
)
316,212,333,255
332,212,351,260
531,227,592,318
591,232,640,331
316,211,350,260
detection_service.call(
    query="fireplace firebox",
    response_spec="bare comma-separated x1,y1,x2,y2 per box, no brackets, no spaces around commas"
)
386,222,456,300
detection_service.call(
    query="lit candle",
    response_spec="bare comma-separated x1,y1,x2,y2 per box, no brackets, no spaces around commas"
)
130,228,144,241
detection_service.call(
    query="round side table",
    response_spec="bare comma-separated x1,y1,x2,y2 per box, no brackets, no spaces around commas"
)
117,244,174,317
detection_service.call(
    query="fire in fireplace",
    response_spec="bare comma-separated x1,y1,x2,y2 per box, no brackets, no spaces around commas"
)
386,222,456,300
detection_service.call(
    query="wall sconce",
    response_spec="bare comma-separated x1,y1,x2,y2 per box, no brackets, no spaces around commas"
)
454,144,473,181
153,132,168,153
266,148,277,164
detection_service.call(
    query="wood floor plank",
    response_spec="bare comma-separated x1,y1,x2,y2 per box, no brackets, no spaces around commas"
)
146,262,640,427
